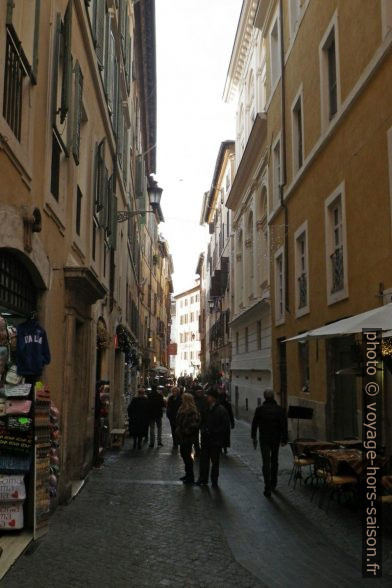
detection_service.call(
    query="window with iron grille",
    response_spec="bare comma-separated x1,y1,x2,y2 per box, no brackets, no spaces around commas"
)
0,250,37,316
3,29,27,141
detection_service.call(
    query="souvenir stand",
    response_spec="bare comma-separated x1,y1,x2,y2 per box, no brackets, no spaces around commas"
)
0,313,58,579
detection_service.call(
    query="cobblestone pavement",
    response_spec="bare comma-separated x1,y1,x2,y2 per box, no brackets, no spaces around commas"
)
3,417,392,588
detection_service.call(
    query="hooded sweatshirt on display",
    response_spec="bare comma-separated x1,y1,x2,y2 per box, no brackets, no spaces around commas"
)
16,319,51,376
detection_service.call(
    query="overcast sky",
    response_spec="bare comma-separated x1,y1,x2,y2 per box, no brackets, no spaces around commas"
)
155,0,242,295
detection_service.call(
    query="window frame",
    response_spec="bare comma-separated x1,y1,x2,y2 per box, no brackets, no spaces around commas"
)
291,85,304,175
269,11,281,96
294,220,309,318
274,246,285,325
319,12,341,132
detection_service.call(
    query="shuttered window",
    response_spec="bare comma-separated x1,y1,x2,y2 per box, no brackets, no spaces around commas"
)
72,61,83,164
94,139,106,214
51,13,62,126
60,1,72,123
95,0,105,69
98,166,109,228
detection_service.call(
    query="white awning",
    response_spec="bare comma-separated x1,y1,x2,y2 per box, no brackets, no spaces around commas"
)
285,303,392,341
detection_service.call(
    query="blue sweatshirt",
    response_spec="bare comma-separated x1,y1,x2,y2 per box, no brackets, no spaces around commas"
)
16,320,51,376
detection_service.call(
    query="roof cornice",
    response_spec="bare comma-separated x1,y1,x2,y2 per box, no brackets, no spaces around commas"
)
223,0,259,103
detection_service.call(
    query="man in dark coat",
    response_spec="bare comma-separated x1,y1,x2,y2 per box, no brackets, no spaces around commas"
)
166,386,182,449
147,386,165,447
127,388,149,449
251,389,288,497
196,388,230,488
217,389,235,453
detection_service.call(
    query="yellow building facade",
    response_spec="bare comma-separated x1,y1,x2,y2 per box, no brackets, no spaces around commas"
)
257,0,392,447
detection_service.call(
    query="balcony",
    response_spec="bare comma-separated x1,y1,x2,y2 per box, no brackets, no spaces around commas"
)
298,273,307,309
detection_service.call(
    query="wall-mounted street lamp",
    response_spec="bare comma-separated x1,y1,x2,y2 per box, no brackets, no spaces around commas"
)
117,179,163,223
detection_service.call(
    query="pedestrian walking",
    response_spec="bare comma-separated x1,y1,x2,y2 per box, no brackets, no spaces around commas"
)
217,389,235,454
127,388,149,449
251,389,288,497
147,385,165,447
175,393,200,484
196,388,230,488
166,386,182,449
193,386,208,456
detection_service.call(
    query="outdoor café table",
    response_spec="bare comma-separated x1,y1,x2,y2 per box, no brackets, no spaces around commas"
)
295,440,336,455
332,439,363,449
316,448,363,476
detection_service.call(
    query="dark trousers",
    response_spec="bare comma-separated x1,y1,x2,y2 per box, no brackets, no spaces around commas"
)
260,442,280,491
180,442,194,480
169,420,178,447
132,435,143,449
199,445,221,483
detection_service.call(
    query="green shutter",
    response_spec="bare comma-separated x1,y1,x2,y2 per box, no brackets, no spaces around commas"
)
61,1,72,123
125,31,132,92
95,0,105,68
32,0,41,80
120,0,127,54
110,194,118,250
122,127,128,185
72,61,83,165
103,10,110,94
106,174,113,235
6,0,13,24
99,166,108,228
135,155,143,199
51,14,62,126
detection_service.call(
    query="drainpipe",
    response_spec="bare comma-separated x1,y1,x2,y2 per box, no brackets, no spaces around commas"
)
279,0,289,314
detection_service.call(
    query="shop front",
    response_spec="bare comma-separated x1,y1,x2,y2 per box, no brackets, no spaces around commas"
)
0,248,57,578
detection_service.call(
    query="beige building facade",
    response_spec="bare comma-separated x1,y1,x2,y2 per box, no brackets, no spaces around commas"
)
0,0,172,503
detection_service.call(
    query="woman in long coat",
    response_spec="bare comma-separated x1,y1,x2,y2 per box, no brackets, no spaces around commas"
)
175,393,200,483
127,388,149,449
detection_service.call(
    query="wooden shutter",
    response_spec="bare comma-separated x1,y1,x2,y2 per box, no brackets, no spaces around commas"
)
72,61,83,164
120,0,127,54
95,140,105,213
61,1,72,123
95,0,105,68
125,30,132,92
51,14,62,126
135,155,143,199
110,194,118,250
99,166,109,228
106,174,113,236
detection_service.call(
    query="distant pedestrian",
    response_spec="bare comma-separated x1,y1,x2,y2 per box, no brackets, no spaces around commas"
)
196,388,230,488
217,389,235,454
251,389,288,497
166,386,182,449
147,386,165,447
127,388,149,449
175,393,200,484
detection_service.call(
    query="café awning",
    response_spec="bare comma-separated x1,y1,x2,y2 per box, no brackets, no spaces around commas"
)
285,303,392,341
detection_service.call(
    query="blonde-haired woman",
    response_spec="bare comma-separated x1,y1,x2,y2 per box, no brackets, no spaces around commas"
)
175,393,200,484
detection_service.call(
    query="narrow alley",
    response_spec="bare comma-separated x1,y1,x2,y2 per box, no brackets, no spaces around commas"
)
3,419,392,588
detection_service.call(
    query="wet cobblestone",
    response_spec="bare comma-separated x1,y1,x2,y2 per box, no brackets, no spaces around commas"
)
3,418,392,587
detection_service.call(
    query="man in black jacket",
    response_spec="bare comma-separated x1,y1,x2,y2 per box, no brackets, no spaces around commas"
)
196,388,230,488
251,389,288,497
147,386,165,447
166,386,182,449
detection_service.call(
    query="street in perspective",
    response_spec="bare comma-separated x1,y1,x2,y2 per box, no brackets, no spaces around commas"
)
0,0,392,587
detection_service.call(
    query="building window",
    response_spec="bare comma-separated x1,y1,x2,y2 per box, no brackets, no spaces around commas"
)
325,185,347,304
245,327,249,352
190,296,194,304
275,250,285,323
257,320,262,350
298,341,309,392
3,29,26,141
330,201,344,293
292,92,304,173
184,352,187,360
236,331,239,354
190,312,194,322
50,131,62,200
269,16,281,90
185,299,188,306
320,17,340,128
76,186,83,236
273,137,281,208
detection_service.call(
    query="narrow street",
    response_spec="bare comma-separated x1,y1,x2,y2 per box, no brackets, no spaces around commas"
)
3,418,392,588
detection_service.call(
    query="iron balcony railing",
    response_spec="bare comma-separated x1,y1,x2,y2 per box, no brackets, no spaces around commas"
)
331,246,344,293
298,273,307,309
